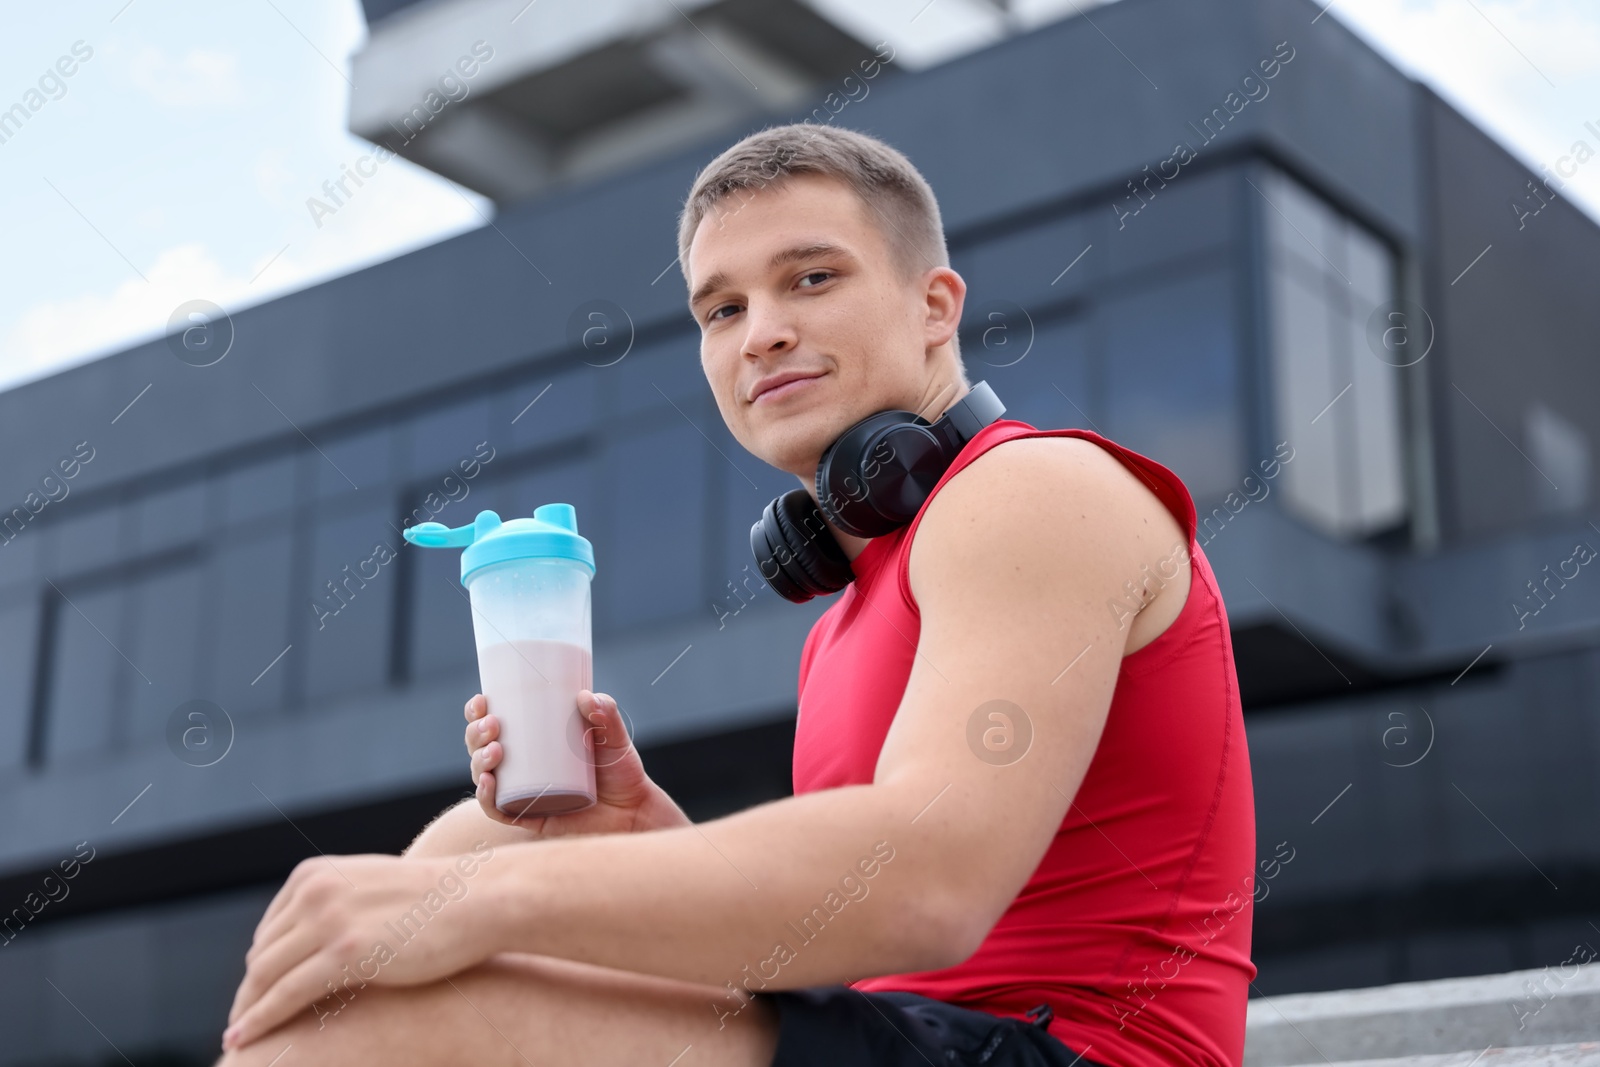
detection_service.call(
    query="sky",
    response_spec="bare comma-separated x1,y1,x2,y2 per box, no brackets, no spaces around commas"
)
1,0,1596,397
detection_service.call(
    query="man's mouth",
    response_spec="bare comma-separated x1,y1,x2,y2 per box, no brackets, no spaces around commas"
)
751,372,825,404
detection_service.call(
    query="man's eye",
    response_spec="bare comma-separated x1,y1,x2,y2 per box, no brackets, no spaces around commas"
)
708,304,740,322
798,271,831,287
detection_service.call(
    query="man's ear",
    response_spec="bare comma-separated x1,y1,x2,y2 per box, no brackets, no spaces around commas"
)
923,266,966,349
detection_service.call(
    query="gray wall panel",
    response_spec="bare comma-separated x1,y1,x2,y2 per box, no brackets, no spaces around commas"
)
1423,93,1600,545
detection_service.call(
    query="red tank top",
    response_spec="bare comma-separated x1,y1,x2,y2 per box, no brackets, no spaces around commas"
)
793,419,1257,1067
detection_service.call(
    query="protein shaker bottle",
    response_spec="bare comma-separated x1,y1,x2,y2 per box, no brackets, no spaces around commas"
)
402,505,597,817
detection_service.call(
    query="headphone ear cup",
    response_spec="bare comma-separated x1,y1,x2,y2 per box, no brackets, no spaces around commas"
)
750,489,854,604
751,506,807,604
772,488,853,593
817,416,944,539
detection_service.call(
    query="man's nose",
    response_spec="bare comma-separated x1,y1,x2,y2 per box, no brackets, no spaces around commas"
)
741,299,797,354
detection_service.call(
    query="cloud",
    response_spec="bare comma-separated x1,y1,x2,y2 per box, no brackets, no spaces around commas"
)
128,46,241,107
0,243,251,392
256,156,486,287
0,164,486,395
254,148,300,210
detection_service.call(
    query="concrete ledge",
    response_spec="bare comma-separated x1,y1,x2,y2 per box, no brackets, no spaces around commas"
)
1279,1043,1600,1066
1246,963,1600,1065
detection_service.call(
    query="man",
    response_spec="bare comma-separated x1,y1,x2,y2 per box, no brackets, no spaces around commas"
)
219,123,1256,1066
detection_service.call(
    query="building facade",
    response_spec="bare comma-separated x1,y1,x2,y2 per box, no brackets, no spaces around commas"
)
1,0,1598,1061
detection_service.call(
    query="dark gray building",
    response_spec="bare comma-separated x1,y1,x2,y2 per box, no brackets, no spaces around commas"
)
2,0,1597,1061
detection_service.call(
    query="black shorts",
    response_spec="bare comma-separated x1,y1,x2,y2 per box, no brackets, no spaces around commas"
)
758,985,1106,1067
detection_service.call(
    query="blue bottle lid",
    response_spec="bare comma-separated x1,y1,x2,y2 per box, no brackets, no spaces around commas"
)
401,504,595,586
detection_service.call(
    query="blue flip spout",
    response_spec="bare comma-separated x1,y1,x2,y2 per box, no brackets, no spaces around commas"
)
400,507,593,586
403,510,503,548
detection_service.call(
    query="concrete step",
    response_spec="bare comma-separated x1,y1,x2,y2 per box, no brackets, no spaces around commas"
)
1279,1044,1600,1066
1245,962,1600,1065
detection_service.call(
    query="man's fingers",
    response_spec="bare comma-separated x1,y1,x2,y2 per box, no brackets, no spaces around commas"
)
472,741,501,781
476,770,501,819
244,887,315,970
231,921,322,1025
225,949,338,1051
463,713,497,754
477,771,532,827
590,694,633,752
245,908,293,968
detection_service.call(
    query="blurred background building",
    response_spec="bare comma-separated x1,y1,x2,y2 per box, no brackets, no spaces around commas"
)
1,0,1597,1061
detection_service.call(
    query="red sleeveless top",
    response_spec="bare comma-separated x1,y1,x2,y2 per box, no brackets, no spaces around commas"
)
793,419,1257,1067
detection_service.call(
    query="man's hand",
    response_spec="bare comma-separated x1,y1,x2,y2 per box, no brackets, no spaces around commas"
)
467,688,692,836
222,853,496,1051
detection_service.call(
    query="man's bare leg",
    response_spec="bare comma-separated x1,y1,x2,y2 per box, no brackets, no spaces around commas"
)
214,948,781,1067
216,800,779,1066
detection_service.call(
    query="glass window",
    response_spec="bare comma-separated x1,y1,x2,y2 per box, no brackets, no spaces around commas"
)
302,503,398,704
599,421,705,630
208,525,295,718
407,539,477,682
0,597,39,770
972,315,1093,434
1260,166,1406,538
42,583,124,762
1524,402,1592,515
122,560,205,750
1103,268,1243,502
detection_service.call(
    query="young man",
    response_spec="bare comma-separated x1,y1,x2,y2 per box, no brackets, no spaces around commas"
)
219,123,1256,1066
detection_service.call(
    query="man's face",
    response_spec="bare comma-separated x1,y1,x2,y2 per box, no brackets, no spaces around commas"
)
687,173,964,482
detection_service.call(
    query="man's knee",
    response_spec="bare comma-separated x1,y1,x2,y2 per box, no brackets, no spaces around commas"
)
403,796,474,856
214,991,389,1066
404,796,538,858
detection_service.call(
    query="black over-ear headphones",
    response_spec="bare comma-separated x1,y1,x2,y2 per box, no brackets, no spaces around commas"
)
749,380,1007,604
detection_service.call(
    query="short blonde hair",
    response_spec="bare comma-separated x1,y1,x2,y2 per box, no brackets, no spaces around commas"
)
676,122,949,289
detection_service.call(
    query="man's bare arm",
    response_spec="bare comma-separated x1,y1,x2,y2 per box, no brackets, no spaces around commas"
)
463,436,1173,989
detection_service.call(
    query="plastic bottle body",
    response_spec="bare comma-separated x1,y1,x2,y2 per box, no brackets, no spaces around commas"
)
465,556,597,816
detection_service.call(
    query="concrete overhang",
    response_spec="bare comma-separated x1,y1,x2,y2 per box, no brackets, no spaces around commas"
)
348,0,890,202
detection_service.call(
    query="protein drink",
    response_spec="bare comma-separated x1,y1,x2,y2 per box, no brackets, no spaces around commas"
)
403,505,598,816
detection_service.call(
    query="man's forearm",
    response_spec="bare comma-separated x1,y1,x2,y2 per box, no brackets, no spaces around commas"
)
475,782,972,992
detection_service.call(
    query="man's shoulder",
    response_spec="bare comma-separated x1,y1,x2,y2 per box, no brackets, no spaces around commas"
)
907,432,1189,616
927,432,1174,542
